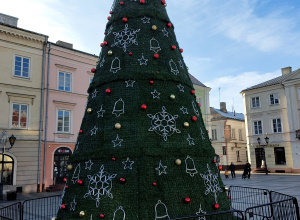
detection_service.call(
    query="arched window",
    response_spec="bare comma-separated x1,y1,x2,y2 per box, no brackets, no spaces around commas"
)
0,154,14,185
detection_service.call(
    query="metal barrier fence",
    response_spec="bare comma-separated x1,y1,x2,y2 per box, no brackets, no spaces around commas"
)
22,195,60,220
0,187,298,220
0,202,21,220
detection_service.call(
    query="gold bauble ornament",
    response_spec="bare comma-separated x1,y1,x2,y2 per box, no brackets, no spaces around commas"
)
184,122,189,128
164,3,167,7
224,186,229,191
87,108,93,113
51,218,57,220
152,25,157,31
79,211,86,218
175,159,181,165
108,50,113,55
67,164,73,170
187,67,189,70
115,123,121,130
170,94,175,100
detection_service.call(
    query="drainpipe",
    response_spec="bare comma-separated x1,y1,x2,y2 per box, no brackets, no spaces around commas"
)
37,36,48,193
224,119,229,166
42,42,51,192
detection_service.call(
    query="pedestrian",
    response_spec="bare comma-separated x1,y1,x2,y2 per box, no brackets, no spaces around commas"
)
224,169,229,178
245,162,251,179
229,162,236,178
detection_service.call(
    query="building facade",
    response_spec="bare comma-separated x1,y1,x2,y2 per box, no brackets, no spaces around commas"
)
40,41,98,191
210,102,247,169
0,14,47,193
241,67,300,173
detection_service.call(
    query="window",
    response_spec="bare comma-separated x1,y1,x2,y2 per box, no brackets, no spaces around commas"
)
212,129,217,140
273,118,282,133
253,120,262,135
231,128,236,140
251,97,260,108
274,147,286,165
11,103,28,128
0,154,14,185
270,93,279,105
58,72,71,92
298,88,300,101
57,110,71,133
222,146,226,155
238,129,243,140
236,151,241,162
14,55,30,78
90,77,93,84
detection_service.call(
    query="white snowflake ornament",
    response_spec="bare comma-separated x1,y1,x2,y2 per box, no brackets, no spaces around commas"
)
148,106,181,141
84,165,117,208
111,24,140,52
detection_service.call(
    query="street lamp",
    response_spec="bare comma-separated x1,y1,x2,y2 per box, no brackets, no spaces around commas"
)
257,136,269,175
0,131,16,184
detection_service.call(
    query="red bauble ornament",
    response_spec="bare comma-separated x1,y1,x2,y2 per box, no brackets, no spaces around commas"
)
65,185,69,189
120,1,124,5
207,130,209,133
112,157,116,161
120,178,126,183
91,68,96,73
161,0,166,4
103,41,108,46
100,43,104,47
180,48,184,53
122,17,128,23
100,214,105,218
61,204,66,210
213,159,217,163
167,22,172,28
198,103,201,107
152,182,157,186
109,11,113,14
79,129,83,133
214,203,220,209
191,116,197,122
77,179,83,185
63,177,67,182
105,89,111,94
107,16,111,20
228,195,231,199
104,32,107,35
149,80,154,85
153,53,159,59
141,104,147,110
190,90,195,95
140,0,145,4
184,197,191,204
171,45,176,50
129,52,133,56
218,165,222,170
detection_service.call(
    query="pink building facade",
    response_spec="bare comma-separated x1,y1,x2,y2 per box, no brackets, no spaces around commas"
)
40,42,97,191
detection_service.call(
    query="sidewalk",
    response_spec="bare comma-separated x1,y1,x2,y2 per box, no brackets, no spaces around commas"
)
221,171,300,202
0,191,61,208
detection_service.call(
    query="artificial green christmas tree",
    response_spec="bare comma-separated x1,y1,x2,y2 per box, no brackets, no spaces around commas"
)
56,0,230,219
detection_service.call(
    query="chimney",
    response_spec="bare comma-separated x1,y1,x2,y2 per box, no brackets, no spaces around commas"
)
220,102,227,113
281,67,292,76
56,40,73,49
0,13,18,27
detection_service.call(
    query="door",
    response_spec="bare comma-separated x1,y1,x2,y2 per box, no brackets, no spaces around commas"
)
53,147,72,184
255,148,264,168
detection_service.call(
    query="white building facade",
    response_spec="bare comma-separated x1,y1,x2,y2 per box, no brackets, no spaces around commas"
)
241,67,300,173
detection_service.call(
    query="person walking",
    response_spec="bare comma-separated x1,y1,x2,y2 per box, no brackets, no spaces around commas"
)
229,162,236,178
245,162,251,179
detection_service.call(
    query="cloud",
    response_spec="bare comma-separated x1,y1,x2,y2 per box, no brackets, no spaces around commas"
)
204,70,281,113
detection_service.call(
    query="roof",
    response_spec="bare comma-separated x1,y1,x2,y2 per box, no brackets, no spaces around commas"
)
51,42,98,58
189,74,207,87
241,68,300,92
0,22,48,38
211,107,244,121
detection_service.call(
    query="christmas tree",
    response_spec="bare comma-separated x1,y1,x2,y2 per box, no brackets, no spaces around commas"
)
56,0,230,219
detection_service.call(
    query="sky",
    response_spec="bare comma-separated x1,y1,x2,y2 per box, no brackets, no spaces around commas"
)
2,0,300,113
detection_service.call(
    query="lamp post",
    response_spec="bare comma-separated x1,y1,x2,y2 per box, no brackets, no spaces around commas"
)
0,131,16,184
257,136,269,175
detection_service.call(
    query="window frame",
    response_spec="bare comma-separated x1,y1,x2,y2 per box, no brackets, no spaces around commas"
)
13,55,31,79
251,96,260,108
236,150,241,162
231,128,236,140
274,147,286,165
212,129,217,140
269,93,279,105
57,71,72,92
238,129,243,140
56,109,71,133
272,118,282,133
10,102,29,129
222,146,227,155
253,120,263,135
